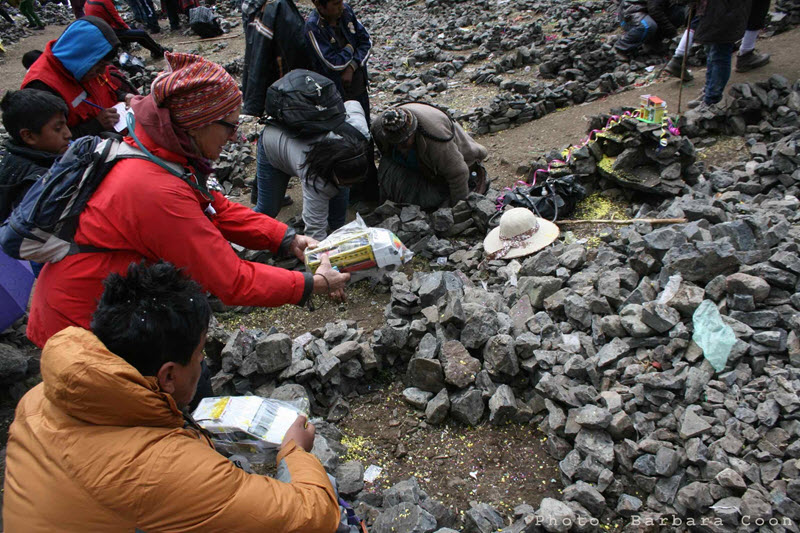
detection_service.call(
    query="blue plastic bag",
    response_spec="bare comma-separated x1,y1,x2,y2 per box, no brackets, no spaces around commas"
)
692,300,737,372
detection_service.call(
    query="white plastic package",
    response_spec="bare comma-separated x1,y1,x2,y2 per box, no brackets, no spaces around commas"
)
192,396,305,458
304,214,413,273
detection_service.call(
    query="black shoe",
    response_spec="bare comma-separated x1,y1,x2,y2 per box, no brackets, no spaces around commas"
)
148,24,161,34
735,49,770,73
663,55,693,81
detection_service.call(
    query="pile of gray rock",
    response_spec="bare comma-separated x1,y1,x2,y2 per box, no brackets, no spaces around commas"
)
565,110,700,197
0,322,42,402
212,137,255,195
773,0,800,29
0,1,72,50
682,75,800,139
202,79,800,530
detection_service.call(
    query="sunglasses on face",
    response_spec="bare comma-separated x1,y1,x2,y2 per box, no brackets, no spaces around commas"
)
215,119,240,136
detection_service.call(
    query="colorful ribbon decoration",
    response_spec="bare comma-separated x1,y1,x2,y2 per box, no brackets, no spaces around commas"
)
495,110,680,211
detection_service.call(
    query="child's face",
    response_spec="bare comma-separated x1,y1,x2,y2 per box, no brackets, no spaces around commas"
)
24,113,72,154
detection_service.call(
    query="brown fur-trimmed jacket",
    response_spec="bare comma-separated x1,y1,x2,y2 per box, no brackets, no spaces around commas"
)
373,102,488,205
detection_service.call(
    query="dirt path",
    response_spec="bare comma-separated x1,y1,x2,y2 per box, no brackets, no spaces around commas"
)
3,22,799,190
479,26,800,188
0,24,63,80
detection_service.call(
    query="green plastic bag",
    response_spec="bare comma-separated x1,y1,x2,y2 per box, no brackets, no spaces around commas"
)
692,300,737,372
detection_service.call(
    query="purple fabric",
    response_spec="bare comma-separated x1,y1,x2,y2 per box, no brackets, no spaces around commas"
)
0,251,34,332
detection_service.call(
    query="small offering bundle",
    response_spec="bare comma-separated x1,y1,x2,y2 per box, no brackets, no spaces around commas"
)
192,396,305,457
304,214,413,273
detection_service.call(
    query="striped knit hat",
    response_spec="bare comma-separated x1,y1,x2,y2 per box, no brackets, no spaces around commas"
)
150,52,241,130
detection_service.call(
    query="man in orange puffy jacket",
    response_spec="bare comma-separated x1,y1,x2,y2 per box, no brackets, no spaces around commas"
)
3,261,341,532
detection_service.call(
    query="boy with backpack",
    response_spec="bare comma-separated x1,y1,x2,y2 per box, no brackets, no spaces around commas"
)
305,0,378,202
0,89,72,222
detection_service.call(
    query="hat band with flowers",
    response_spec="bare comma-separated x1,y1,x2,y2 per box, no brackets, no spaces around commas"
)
482,207,559,263
484,219,541,261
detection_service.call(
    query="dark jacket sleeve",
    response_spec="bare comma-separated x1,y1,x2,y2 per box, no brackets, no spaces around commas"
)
0,158,45,221
647,0,677,36
242,3,277,116
305,21,354,73
694,0,751,43
348,5,371,67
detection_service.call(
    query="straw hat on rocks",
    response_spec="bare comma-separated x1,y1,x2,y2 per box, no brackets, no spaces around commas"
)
483,207,559,260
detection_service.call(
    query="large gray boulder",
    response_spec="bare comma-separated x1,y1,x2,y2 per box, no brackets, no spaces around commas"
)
372,503,437,533
406,356,445,393
440,340,481,388
450,388,485,426
255,333,292,375
482,334,519,381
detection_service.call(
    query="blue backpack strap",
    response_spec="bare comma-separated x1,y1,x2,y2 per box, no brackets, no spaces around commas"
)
125,112,214,202
338,497,366,529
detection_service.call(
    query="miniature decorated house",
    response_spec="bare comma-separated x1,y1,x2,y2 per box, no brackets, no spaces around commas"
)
638,95,667,123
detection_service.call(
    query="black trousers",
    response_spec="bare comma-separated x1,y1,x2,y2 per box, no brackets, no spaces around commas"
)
115,29,164,56
747,0,771,31
0,5,13,23
162,0,181,28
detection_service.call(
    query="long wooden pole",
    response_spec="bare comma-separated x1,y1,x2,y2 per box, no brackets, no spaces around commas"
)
557,218,688,225
176,33,243,45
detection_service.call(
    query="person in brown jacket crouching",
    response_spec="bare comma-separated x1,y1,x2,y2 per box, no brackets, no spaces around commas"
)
372,102,489,209
2,261,340,533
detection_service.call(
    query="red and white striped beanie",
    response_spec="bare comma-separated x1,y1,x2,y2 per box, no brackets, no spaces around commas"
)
150,52,241,130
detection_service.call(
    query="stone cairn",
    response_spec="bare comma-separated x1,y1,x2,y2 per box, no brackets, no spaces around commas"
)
146,81,800,532
1,3,800,530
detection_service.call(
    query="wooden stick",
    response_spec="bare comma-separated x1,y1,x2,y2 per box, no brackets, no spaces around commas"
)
176,33,243,45
557,218,688,225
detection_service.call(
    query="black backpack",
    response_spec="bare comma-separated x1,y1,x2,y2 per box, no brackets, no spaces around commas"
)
498,175,586,222
189,7,224,39
265,69,353,136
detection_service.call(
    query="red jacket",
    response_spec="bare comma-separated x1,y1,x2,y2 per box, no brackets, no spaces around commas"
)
84,0,129,30
21,41,120,128
27,126,308,348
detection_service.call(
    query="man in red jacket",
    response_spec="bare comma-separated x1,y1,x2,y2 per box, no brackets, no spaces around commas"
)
22,17,132,137
85,0,166,59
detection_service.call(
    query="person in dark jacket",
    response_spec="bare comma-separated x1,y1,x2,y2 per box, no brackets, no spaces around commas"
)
0,89,72,223
21,17,134,138
304,0,377,202
123,0,159,33
616,0,689,56
241,0,311,117
69,0,85,19
687,0,752,112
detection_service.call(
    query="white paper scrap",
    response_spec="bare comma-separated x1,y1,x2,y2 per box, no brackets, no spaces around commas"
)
364,465,383,483
113,103,132,132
